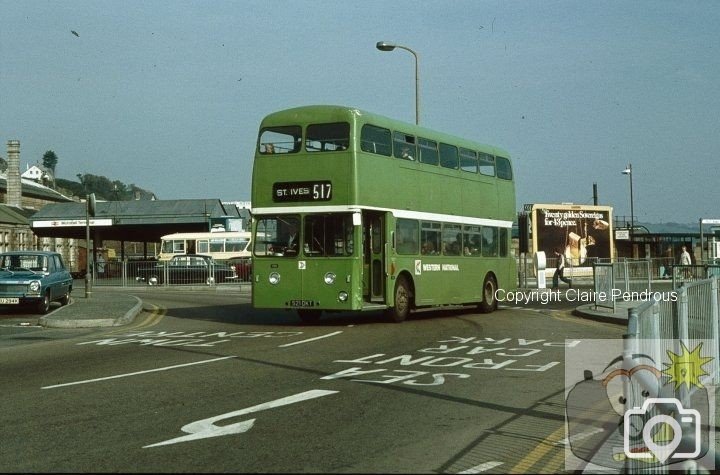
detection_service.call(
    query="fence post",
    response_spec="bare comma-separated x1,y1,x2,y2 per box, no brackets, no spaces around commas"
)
623,260,630,293
649,301,663,371
623,306,639,474
163,261,169,287
676,285,689,344
711,277,719,384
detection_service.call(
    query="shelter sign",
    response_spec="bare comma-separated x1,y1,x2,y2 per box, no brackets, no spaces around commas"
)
32,219,113,228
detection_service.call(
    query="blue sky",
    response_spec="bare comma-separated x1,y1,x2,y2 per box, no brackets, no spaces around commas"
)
1,1,718,223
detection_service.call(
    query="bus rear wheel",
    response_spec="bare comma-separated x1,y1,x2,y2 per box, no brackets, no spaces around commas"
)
386,275,412,323
298,309,322,324
478,274,498,314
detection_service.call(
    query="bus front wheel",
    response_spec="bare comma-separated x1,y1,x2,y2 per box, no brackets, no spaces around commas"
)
386,276,412,323
478,274,498,314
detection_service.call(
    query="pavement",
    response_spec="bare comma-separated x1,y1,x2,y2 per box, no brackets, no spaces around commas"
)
38,290,144,328
573,299,636,324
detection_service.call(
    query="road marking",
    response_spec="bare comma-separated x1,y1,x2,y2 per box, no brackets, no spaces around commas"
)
144,389,338,448
457,461,503,473
278,331,343,347
509,423,566,473
41,356,235,389
555,427,604,446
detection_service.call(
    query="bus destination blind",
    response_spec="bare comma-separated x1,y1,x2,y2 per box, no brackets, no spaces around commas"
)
273,181,332,202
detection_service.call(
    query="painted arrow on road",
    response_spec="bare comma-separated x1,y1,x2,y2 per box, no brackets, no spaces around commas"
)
144,389,338,448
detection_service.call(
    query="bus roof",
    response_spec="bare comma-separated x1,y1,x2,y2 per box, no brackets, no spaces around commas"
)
259,105,511,158
160,231,251,240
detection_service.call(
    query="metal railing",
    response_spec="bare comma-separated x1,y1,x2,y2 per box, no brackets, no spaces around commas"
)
88,259,253,287
592,260,652,312
623,277,720,473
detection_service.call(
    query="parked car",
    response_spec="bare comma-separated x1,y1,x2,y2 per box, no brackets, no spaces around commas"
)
227,257,253,282
0,251,73,314
136,254,238,285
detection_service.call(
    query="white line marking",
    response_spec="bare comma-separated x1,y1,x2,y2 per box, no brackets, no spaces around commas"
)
556,427,604,446
42,356,236,389
144,389,338,448
458,461,504,473
278,331,343,347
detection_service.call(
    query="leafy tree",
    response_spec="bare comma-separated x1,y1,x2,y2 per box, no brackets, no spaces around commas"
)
56,173,157,201
42,150,59,173
0,156,6,173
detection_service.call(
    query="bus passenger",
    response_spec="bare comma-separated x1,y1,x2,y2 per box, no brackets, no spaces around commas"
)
286,224,298,254
446,233,462,255
401,147,415,161
421,241,435,255
264,143,275,154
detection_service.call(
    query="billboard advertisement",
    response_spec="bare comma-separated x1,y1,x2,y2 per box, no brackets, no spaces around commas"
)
531,204,614,267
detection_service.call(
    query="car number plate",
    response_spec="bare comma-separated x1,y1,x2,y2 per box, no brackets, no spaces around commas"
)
290,299,314,307
0,298,20,304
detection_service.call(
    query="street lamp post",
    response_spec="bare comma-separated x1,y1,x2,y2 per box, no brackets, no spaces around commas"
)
376,41,420,125
621,164,634,257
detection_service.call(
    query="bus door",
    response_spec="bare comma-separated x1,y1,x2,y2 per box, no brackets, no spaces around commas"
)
362,211,385,303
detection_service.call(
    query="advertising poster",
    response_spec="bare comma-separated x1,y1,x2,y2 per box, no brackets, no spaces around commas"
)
532,204,613,267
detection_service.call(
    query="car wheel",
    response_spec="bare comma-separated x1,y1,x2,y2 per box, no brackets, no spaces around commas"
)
59,291,70,306
36,292,51,314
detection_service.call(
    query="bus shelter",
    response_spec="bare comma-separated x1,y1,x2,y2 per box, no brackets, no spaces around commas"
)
30,199,245,260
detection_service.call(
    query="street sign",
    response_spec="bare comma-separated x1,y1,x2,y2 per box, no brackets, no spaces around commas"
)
615,229,630,240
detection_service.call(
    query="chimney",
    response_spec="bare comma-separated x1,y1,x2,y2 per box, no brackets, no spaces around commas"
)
6,140,22,207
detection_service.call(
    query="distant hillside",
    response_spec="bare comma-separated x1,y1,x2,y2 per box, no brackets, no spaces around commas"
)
638,222,702,234
55,175,156,201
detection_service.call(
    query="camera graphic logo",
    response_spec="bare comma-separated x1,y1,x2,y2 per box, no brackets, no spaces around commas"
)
623,398,701,463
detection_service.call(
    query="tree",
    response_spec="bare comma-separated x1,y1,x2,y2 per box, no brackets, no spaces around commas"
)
42,150,59,174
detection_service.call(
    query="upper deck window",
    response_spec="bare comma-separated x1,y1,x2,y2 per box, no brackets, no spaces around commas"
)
459,148,477,173
479,152,495,176
418,138,438,165
306,122,350,152
393,132,417,161
496,156,513,180
439,143,458,169
360,124,392,156
259,126,302,154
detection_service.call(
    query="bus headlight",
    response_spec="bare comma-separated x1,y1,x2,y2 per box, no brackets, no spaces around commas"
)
338,291,348,302
269,272,281,285
29,281,41,293
324,272,336,285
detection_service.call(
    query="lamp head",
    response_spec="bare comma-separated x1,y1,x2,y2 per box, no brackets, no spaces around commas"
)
621,166,632,175
376,41,396,52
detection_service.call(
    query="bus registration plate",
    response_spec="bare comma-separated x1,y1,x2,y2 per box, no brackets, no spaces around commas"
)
0,298,20,304
290,299,315,307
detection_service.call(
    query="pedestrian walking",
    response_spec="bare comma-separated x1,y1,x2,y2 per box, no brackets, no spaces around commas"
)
680,245,692,278
552,247,572,289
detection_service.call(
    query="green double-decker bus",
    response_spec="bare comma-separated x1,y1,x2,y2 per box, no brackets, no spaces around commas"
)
251,105,516,323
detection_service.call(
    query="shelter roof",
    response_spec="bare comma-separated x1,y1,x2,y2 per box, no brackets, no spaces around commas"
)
30,199,242,242
0,204,32,226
